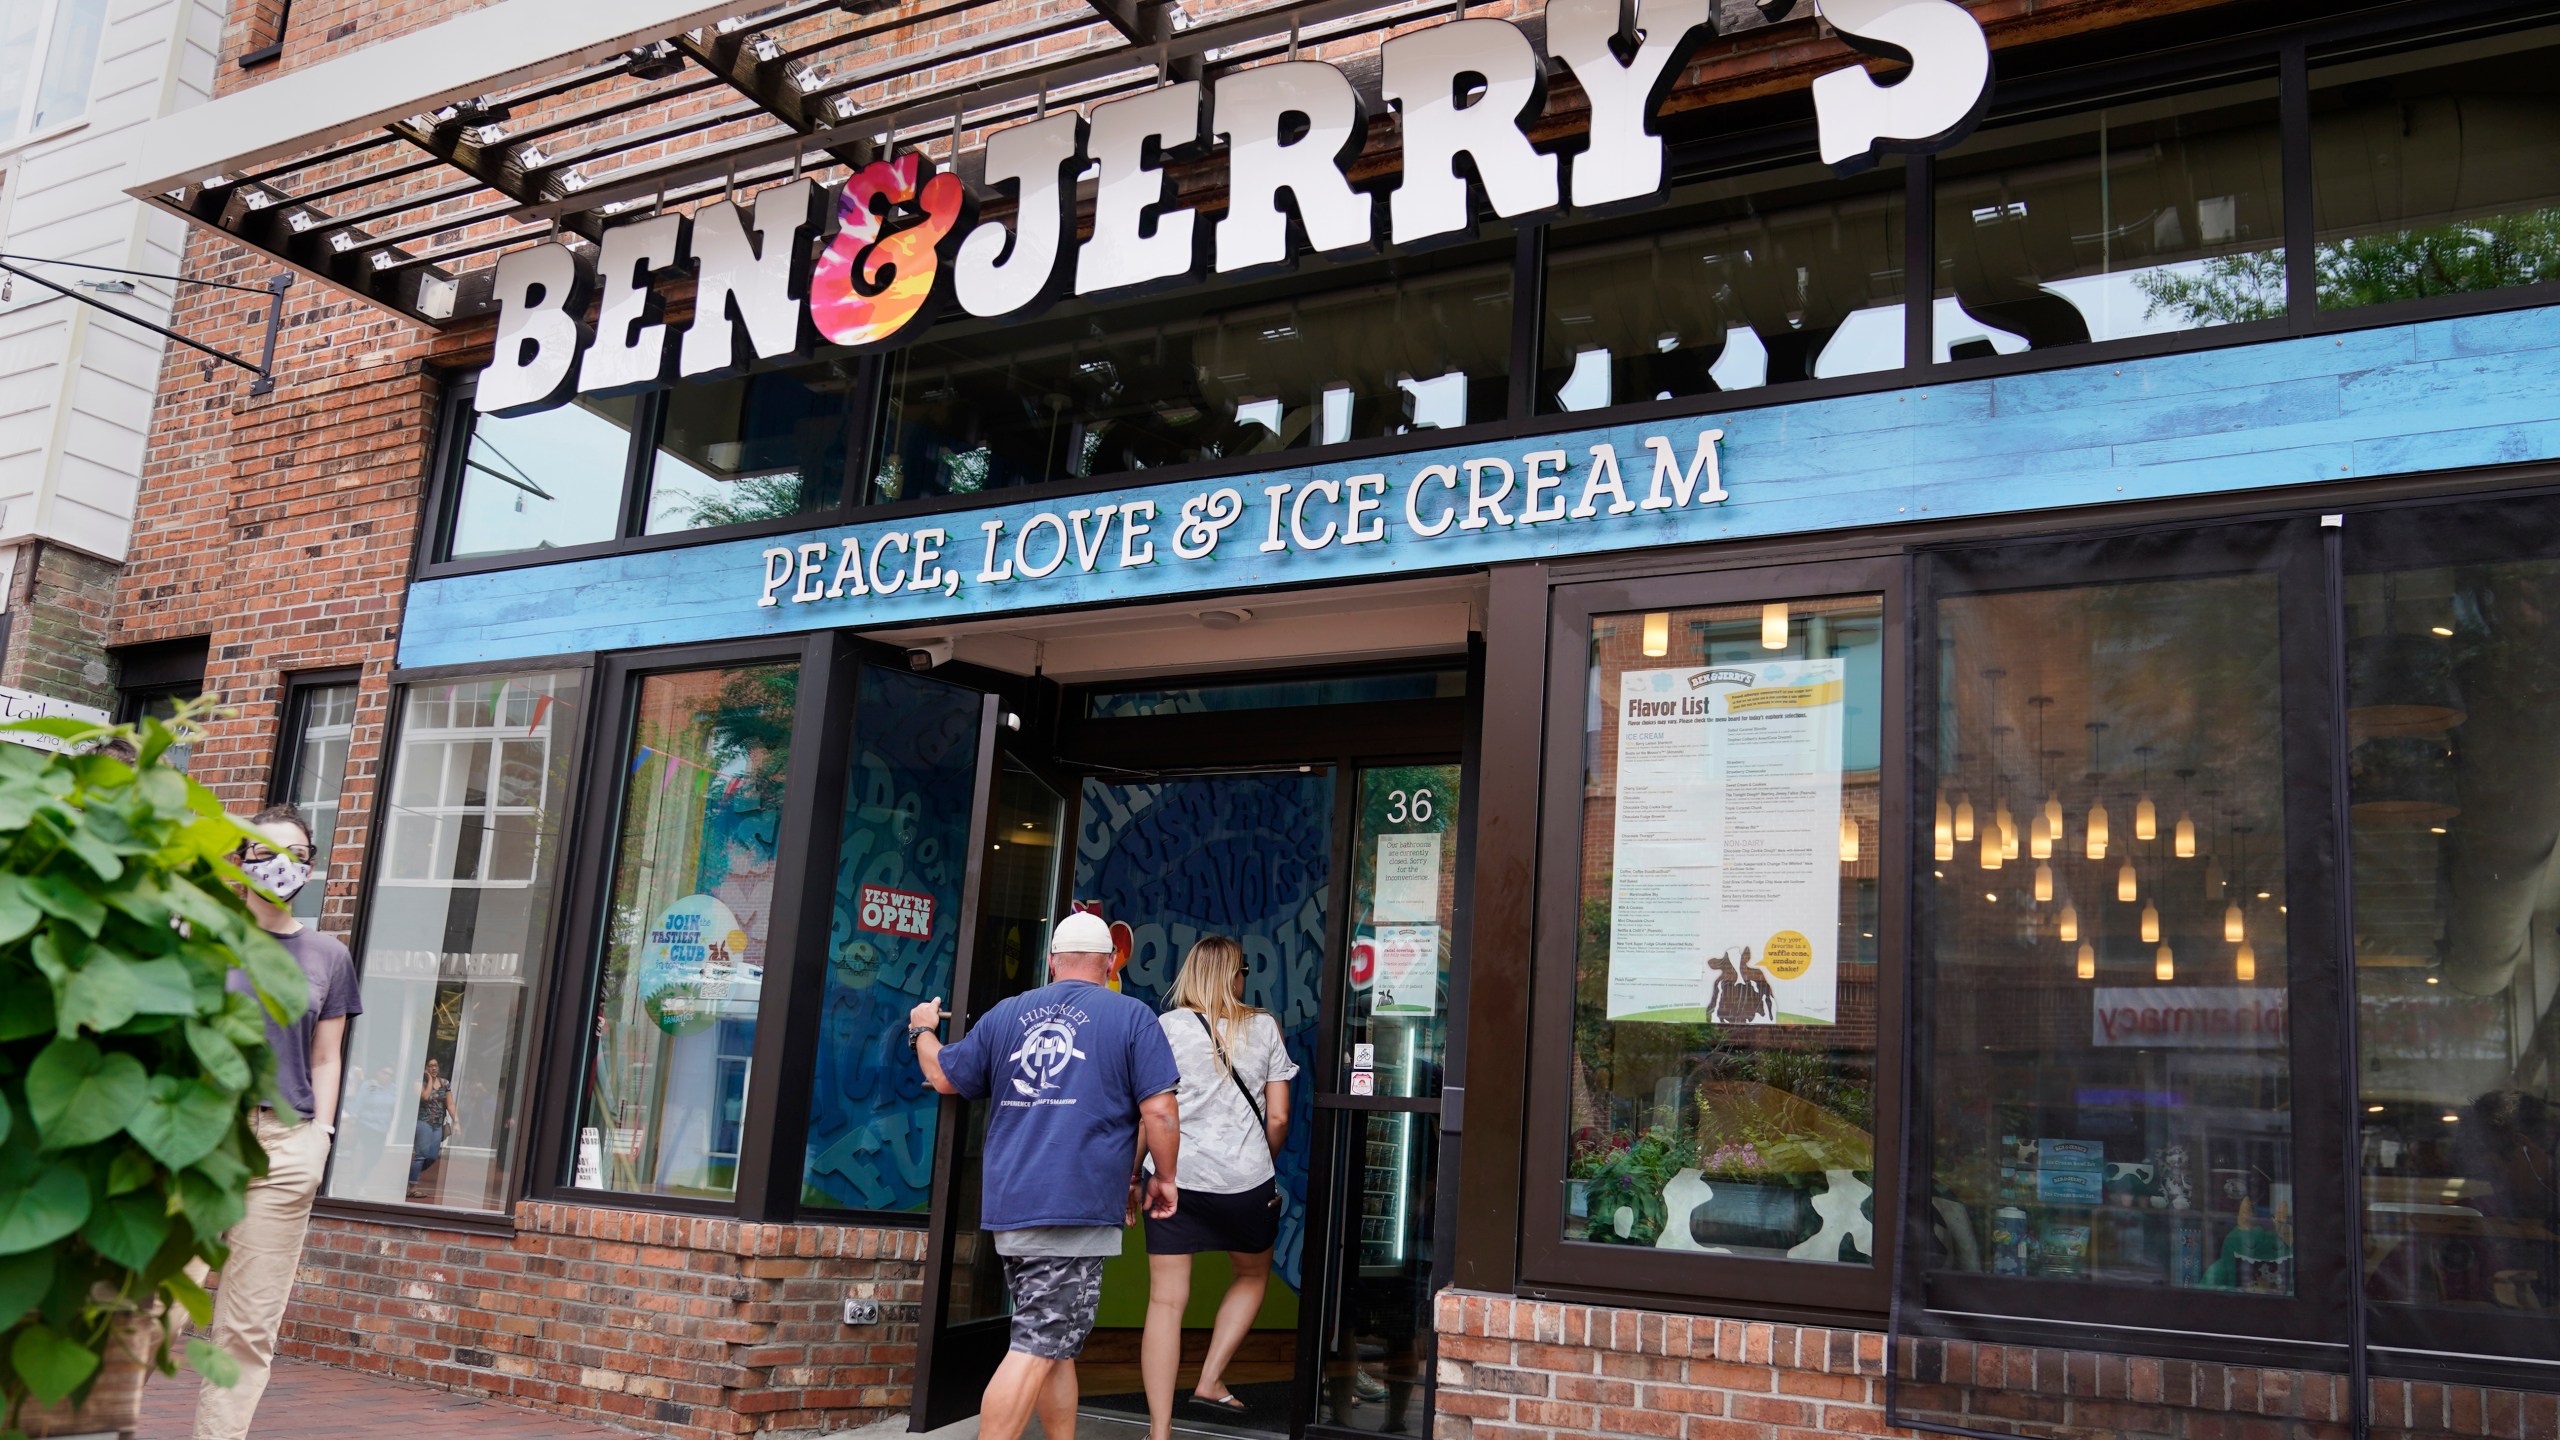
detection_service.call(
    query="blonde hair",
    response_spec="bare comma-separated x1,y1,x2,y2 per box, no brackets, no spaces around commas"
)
1170,935,1262,1076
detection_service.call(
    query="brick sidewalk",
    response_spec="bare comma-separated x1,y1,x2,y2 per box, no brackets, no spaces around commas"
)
137,1356,646,1438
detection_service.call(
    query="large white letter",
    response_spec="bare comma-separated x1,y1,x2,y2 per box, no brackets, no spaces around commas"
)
1076,83,1209,297
1813,0,1991,170
1380,19,1558,247
477,244,590,416
1546,0,1717,209
681,178,824,380
577,212,687,396
1214,61,1374,274
958,112,1089,319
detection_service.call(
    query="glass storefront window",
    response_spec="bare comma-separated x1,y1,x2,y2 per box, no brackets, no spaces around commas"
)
1541,158,1905,412
1934,80,2285,357
643,360,859,535
801,665,986,1211
1085,668,1466,719
447,396,637,560
872,240,1513,504
330,671,583,1212
1567,596,1884,1260
573,661,797,1200
2349,506,2560,1351
1927,570,2294,1293
2312,28,2560,311
278,679,356,921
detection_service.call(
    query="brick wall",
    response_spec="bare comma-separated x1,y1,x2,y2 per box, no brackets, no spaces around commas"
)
1429,1290,2555,1440
280,1201,926,1438
5,542,118,710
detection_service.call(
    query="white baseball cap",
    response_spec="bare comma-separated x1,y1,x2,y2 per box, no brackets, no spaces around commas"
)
1050,910,1116,955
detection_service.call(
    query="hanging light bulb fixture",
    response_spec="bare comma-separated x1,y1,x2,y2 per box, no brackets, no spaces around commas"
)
1980,829,2002,871
1839,813,1861,863
2000,806,2020,861
2224,902,2246,943
2026,698,2058,861
2058,902,2080,943
2134,746,2158,842
2155,944,2176,982
1955,794,1976,844
2173,768,2198,859
2235,939,2257,983
2084,721,2112,860
1641,612,1670,658
2077,943,2097,981
2029,810,2052,861
2118,861,2138,903
2140,901,2161,944
2035,863,2054,903
1761,602,1789,650
1934,791,1955,862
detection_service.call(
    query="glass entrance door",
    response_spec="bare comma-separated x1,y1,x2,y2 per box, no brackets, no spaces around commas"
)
1306,765,1461,1436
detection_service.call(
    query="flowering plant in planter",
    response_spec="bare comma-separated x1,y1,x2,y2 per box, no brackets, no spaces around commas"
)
0,709,305,1434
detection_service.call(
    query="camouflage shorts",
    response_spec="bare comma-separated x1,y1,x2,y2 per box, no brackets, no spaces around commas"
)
1001,1255,1106,1360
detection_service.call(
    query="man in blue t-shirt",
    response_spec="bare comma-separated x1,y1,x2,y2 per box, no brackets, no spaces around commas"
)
910,910,1181,1440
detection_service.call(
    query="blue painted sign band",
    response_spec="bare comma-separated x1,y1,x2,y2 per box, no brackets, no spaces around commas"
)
398,305,2560,671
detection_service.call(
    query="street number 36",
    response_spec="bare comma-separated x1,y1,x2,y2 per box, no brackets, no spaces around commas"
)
1386,788,1435,824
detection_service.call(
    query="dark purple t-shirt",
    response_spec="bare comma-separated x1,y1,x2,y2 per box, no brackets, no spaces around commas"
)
225,925,363,1119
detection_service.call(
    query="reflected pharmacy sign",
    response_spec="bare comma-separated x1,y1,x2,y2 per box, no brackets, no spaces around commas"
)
477,0,1992,415
2091,987,2288,1049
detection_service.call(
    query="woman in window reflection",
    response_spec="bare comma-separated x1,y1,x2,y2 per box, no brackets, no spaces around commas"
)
1140,936,1298,1437
410,1058,456,1189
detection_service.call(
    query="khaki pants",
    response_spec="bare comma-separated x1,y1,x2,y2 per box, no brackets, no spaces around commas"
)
194,1109,329,1440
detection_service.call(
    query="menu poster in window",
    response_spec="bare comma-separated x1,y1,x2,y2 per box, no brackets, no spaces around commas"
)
1606,660,1845,1025
1372,924,1440,1017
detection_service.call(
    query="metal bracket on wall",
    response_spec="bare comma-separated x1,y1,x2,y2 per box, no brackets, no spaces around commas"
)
0,254,292,397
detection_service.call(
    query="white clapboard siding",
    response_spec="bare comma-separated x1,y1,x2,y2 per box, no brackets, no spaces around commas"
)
0,0,226,563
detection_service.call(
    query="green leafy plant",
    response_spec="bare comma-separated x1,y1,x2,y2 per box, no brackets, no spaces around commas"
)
1571,1129,1694,1245
0,705,308,1429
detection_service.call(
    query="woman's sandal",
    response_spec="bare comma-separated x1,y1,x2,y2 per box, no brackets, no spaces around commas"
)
1187,1391,1251,1415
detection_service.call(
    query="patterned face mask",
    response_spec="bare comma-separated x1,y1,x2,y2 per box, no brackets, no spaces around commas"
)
245,852,312,902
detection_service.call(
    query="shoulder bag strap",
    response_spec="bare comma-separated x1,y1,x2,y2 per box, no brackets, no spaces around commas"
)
1194,1010,1267,1130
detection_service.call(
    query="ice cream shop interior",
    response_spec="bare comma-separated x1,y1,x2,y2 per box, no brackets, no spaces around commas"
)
123,0,2560,1433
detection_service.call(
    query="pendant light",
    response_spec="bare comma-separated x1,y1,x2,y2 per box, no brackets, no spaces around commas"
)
2234,939,2257,983
2224,902,2246,944
2173,768,2198,858
2117,860,2138,903
1839,813,1860,863
1979,830,2002,871
2084,721,2112,859
2134,746,2159,842
2058,902,2080,943
2155,944,2176,982
2000,808,2020,861
1761,602,1789,650
2077,943,2097,981
2029,809,2052,860
1955,794,1976,844
1641,612,1671,658
2026,698,2057,861
1934,799,1955,862
2140,901,2161,944
2034,863,2054,903
2046,791,2065,837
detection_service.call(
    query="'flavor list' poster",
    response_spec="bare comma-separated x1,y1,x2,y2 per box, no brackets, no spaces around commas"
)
1607,660,1845,1025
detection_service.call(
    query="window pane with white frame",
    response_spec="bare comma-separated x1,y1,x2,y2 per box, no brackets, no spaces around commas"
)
2,0,108,142
280,680,358,921
328,671,584,1213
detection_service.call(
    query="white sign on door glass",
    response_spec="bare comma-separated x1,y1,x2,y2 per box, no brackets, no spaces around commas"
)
1374,832,1442,922
1373,924,1441,1018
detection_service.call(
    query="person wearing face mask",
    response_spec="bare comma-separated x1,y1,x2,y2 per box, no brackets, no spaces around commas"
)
195,804,363,1440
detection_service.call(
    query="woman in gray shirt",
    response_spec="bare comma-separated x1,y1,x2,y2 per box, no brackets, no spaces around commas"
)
1139,936,1297,1436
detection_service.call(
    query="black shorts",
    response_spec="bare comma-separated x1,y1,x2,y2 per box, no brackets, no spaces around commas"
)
1145,1178,1281,1255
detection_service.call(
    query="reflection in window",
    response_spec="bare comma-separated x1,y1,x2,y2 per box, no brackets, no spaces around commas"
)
448,396,636,560
280,681,357,921
1085,668,1466,719
1935,81,2284,357
873,241,1513,503
29,0,105,135
1928,571,2293,1293
2351,523,2560,1344
330,672,582,1212
801,666,984,1211
1541,159,1905,413
2312,29,2560,310
644,360,857,535
575,662,796,1200
1568,598,1883,1263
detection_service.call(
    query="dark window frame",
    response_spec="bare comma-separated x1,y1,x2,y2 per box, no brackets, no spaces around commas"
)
265,665,361,807
312,654,599,1233
1516,554,1912,1322
1896,515,2355,1360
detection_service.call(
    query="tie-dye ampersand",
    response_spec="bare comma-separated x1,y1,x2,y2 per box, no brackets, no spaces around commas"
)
810,152,972,348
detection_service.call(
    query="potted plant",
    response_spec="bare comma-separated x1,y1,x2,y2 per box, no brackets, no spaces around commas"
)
0,709,308,1437
1569,1129,1693,1245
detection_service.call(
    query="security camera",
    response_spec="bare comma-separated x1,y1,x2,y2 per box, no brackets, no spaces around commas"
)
905,638,955,672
